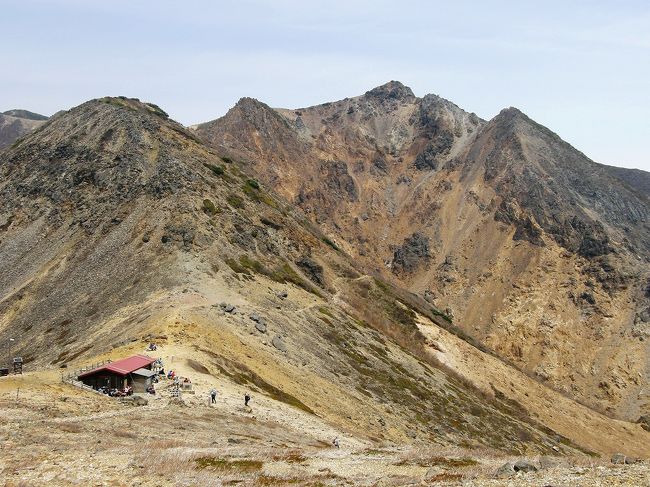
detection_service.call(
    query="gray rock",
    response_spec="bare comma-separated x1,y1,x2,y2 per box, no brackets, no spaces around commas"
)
494,463,516,479
539,456,562,469
255,321,267,333
611,453,637,464
424,467,443,479
123,395,148,406
272,335,287,352
392,233,430,274
296,256,324,286
249,312,261,322
276,290,288,299
514,460,538,473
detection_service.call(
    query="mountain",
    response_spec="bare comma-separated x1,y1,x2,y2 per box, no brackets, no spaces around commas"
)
601,164,650,196
2,109,49,121
0,109,48,149
2,95,648,462
196,81,650,421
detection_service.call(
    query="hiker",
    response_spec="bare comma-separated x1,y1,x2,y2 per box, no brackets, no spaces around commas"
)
244,392,251,407
210,388,217,404
333,437,340,448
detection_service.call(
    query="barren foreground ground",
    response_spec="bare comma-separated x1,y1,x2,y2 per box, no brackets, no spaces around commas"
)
1,355,648,486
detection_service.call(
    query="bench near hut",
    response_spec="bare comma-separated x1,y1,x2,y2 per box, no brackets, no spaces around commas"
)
78,354,156,393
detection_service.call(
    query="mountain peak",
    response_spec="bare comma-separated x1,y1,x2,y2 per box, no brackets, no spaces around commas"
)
364,80,415,101
2,109,48,121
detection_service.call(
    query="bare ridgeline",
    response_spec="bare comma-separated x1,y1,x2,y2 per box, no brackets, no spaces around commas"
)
0,85,648,485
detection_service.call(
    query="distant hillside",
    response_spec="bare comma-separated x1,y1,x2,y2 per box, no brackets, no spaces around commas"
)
2,109,48,121
0,109,48,149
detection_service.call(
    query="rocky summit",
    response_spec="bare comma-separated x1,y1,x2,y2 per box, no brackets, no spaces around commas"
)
0,89,649,486
196,81,650,422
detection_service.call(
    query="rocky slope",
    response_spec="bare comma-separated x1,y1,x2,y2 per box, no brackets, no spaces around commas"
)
0,109,48,149
0,95,598,456
196,81,650,421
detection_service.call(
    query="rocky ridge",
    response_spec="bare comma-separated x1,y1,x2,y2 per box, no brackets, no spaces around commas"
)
196,81,650,421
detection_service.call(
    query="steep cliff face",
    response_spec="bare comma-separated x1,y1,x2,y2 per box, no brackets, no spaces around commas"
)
196,82,650,420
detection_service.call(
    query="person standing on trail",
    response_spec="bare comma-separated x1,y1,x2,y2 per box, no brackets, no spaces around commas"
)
210,388,217,404
333,437,340,448
244,392,251,407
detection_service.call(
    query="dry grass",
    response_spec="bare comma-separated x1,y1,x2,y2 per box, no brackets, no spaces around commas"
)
395,455,479,468
195,456,264,473
114,429,138,439
57,422,83,433
428,472,464,482
272,449,308,464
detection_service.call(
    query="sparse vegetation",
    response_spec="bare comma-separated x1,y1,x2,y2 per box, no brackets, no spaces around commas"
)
242,179,276,206
322,236,340,251
203,162,225,177
227,194,244,208
202,198,219,216
224,257,252,276
194,457,263,473
318,307,334,318
144,102,169,118
245,178,260,190
395,456,478,468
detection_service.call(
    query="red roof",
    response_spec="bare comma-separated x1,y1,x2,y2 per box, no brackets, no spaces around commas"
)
78,354,156,378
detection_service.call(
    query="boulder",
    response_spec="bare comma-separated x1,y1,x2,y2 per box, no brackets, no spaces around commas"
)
637,415,650,432
249,312,261,322
255,321,267,333
392,233,430,274
123,395,148,406
296,256,324,286
272,335,287,352
611,453,637,464
514,460,538,473
276,290,288,299
494,463,516,479
539,456,561,469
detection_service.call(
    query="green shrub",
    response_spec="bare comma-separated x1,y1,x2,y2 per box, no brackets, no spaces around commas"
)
227,194,244,208
322,237,340,251
246,178,260,190
202,198,219,216
203,163,225,176
224,257,251,275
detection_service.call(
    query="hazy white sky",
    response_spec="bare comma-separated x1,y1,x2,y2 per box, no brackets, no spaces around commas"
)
2,0,649,170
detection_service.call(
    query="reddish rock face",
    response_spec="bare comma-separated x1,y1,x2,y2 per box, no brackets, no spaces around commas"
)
196,82,650,420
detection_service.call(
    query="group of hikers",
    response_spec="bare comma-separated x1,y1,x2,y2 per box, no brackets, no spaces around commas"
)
207,389,340,448
209,388,250,407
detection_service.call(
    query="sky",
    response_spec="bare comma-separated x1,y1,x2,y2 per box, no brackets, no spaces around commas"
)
2,0,649,170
